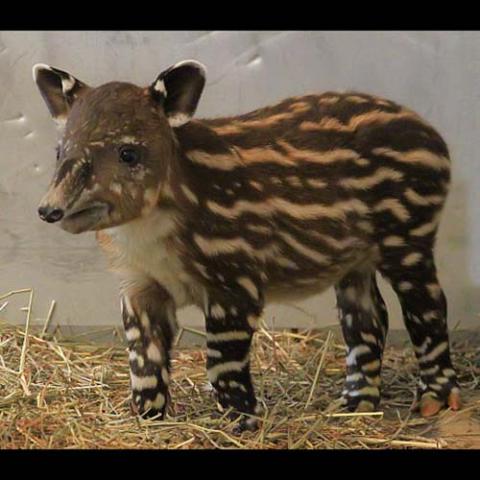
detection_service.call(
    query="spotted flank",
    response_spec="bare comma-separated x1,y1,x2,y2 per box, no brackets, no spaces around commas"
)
34,60,459,429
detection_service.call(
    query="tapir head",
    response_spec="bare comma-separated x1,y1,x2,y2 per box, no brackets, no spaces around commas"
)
33,60,206,233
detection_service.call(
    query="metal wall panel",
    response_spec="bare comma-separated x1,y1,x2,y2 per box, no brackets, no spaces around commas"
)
0,31,476,333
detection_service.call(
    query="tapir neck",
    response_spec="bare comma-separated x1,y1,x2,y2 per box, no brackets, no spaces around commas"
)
159,119,247,216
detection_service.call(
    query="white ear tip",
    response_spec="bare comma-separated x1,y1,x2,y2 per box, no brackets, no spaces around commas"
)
173,59,207,77
32,63,51,82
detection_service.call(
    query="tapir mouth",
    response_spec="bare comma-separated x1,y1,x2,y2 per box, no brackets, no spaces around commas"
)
60,202,110,234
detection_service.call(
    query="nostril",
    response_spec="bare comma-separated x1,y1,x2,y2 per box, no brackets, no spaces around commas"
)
47,208,64,222
38,206,48,220
38,206,64,223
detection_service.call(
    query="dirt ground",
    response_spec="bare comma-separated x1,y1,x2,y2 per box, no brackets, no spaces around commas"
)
0,319,479,449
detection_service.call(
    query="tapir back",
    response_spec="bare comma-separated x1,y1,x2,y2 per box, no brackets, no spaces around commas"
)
168,91,450,302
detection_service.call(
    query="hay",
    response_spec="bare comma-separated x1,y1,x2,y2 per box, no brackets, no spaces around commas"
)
1,289,479,449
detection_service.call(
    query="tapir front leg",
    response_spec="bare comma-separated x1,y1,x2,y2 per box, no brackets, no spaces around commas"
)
121,281,178,418
204,282,264,431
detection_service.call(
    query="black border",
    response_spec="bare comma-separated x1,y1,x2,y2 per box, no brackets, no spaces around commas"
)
2,5,479,30
0,448,477,467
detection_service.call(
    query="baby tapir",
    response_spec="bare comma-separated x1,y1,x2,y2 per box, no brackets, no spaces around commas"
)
33,60,460,429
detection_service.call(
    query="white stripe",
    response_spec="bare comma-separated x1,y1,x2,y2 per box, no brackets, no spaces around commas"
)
246,223,272,235
374,198,410,222
193,233,281,262
145,392,166,410
206,331,251,343
398,281,413,292
346,345,371,366
339,167,403,189
402,252,423,266
247,314,258,329
366,375,381,386
309,232,358,250
125,327,141,342
420,365,440,376
404,188,444,206
207,357,249,383
436,377,450,385
419,341,448,364
229,380,247,392
186,150,240,171
128,350,144,369
427,283,442,300
410,217,440,237
306,178,327,188
207,348,222,358
423,311,439,321
346,372,364,383
180,184,199,204
206,197,369,221
421,365,439,376
146,343,163,363
414,337,432,355
140,311,150,329
344,314,353,328
372,147,450,171
382,235,405,247
131,373,158,390
236,276,259,300
161,368,169,386
347,386,380,397
278,231,330,265
210,304,226,320
361,359,381,372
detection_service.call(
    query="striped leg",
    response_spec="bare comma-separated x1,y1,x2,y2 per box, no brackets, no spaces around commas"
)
335,270,388,412
121,282,178,419
205,296,261,431
379,248,460,416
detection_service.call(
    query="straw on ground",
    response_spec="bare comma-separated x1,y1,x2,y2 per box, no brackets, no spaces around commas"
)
0,288,479,449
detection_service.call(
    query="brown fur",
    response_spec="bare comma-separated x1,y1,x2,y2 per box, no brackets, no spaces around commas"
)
34,63,457,423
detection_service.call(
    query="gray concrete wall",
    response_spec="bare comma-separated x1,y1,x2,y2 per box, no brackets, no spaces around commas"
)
0,31,477,334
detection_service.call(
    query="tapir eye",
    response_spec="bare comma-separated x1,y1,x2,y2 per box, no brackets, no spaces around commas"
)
119,146,140,166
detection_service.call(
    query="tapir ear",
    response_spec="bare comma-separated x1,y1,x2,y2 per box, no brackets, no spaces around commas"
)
32,64,89,124
150,60,206,128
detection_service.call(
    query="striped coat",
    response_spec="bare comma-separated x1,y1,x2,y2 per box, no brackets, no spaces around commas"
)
34,61,460,431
